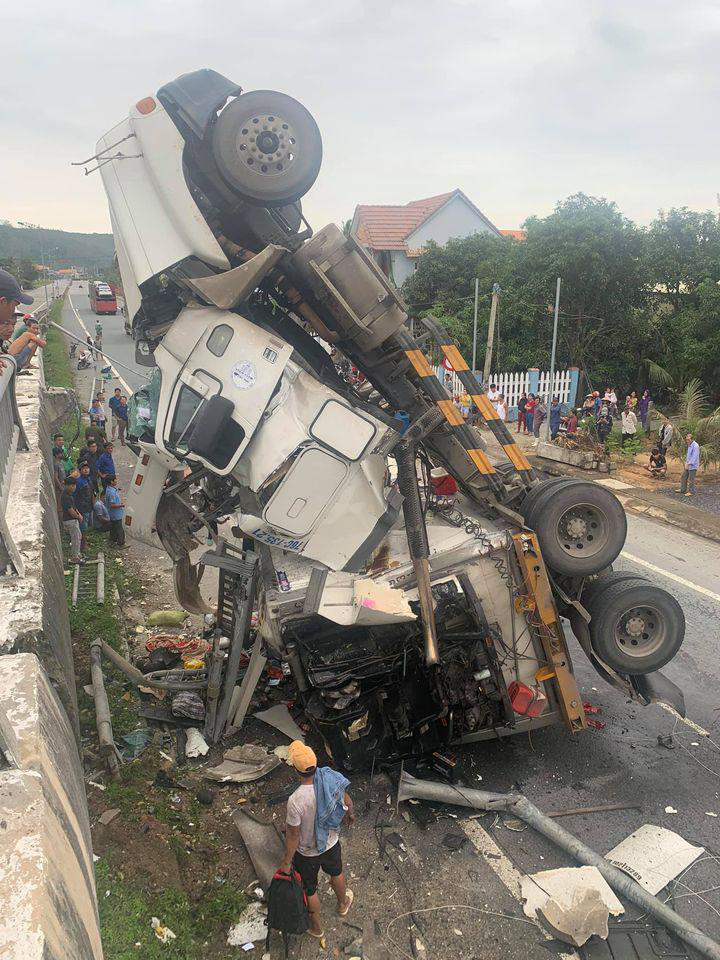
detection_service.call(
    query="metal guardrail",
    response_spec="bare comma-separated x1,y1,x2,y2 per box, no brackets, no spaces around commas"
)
0,354,31,575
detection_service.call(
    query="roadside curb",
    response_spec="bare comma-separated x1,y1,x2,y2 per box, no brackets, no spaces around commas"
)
529,456,720,547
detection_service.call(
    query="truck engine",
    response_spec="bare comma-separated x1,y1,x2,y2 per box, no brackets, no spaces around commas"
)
93,68,686,769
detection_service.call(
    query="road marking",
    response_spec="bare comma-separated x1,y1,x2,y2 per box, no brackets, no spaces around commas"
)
67,294,132,394
461,819,579,959
620,551,720,604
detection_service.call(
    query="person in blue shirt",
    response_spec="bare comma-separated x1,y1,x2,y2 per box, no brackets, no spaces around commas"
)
104,476,127,547
108,388,122,440
678,433,700,496
96,442,116,491
93,496,112,532
116,395,129,446
74,462,94,549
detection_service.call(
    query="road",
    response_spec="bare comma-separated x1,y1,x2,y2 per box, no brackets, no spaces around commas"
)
57,280,148,395
56,284,720,950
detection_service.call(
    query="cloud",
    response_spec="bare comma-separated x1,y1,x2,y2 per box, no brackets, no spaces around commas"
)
2,0,719,234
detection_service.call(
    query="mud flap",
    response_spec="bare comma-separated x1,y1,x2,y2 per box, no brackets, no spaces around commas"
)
173,555,211,615
631,672,686,717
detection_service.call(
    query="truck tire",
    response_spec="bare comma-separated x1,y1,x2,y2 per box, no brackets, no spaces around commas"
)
585,579,685,675
520,477,572,521
582,570,648,611
526,480,627,577
212,90,322,206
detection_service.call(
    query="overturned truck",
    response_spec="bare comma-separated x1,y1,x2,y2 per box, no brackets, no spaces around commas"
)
95,69,685,769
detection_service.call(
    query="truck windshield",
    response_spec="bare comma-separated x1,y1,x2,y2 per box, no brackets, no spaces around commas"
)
169,384,204,451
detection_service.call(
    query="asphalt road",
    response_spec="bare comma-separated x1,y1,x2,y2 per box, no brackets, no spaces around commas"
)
57,286,720,951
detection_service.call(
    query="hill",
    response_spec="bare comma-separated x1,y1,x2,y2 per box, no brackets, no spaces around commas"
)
0,223,115,271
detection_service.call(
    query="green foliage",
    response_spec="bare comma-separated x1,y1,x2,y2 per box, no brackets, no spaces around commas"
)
0,223,114,271
673,379,720,468
95,858,247,959
606,428,644,462
403,194,720,405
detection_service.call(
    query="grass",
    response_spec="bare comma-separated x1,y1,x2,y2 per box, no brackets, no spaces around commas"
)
606,427,645,462
43,300,74,390
95,858,248,959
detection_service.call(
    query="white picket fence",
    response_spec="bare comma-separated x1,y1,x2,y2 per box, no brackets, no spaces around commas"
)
433,367,575,408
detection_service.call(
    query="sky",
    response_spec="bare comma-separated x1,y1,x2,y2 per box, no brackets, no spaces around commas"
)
3,0,720,237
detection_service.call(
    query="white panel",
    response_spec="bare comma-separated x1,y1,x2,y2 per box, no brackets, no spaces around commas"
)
310,400,376,460
264,448,348,536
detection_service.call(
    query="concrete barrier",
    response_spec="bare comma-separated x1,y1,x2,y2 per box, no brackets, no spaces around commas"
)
0,654,103,959
0,361,79,736
0,343,102,958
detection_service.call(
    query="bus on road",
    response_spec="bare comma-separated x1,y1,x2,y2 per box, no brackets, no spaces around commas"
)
89,281,117,314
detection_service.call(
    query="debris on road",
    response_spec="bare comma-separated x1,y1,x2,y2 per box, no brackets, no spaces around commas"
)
521,866,623,947
254,704,305,742
151,917,177,943
185,726,209,757
146,609,188,627
233,809,285,891
98,808,121,826
204,744,280,783
226,902,268,947
605,824,704,895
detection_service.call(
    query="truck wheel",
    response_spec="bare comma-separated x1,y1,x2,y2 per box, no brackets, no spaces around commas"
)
212,89,322,207
520,477,572,521
586,579,685,674
582,570,648,610
527,480,627,577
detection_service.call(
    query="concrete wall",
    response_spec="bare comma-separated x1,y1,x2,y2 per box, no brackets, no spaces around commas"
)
0,362,79,736
0,350,103,958
0,654,103,960
390,249,416,287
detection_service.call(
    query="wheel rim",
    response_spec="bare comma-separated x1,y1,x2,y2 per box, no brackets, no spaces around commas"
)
235,113,298,179
613,604,666,659
556,501,609,560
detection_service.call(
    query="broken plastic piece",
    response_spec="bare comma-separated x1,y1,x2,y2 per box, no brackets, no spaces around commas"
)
151,917,177,943
521,866,623,947
254,704,305,741
226,901,269,946
185,727,210,757
604,824,703,895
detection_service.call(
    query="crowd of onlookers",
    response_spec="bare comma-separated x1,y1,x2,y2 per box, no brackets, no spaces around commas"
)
54,391,129,565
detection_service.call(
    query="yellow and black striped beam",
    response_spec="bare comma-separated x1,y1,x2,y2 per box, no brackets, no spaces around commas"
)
419,316,535,487
397,331,506,500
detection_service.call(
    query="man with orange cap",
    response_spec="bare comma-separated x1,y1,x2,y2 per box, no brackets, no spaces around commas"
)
280,741,354,938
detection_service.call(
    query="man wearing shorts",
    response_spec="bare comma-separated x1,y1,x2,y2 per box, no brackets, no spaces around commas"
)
280,742,354,938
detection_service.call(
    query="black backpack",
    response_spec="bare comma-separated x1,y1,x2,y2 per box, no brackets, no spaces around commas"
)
265,869,309,957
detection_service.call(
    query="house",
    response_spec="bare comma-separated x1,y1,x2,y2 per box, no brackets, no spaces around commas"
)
350,189,502,288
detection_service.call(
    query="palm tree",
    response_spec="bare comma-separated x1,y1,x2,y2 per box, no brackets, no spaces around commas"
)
672,379,720,468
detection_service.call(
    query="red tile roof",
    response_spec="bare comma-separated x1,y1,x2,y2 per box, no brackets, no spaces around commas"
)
353,192,454,251
500,229,525,241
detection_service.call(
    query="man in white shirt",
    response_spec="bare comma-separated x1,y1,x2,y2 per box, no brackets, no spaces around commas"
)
280,742,354,938
621,405,637,446
487,383,500,404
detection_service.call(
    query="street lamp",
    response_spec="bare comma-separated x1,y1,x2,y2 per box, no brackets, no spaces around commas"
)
17,221,49,310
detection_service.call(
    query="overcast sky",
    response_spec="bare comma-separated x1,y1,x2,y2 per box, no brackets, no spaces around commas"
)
3,0,720,236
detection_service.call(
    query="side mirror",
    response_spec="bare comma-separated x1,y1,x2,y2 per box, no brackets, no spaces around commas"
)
187,395,235,458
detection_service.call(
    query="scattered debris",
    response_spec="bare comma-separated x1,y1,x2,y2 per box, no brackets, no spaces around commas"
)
204,744,281,783
522,866,623,947
196,788,215,806
172,691,205,721
119,728,153,760
151,917,177,943
254,704,305,742
226,901,268,946
273,745,290,761
605,825,704,895
442,832,468,852
146,633,210,656
233,809,285,891
88,780,106,792
580,921,693,959
185,727,209,758
98,808,121,826
146,609,188,627
664,806,678,815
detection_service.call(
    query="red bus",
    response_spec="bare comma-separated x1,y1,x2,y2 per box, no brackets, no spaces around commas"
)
89,281,117,315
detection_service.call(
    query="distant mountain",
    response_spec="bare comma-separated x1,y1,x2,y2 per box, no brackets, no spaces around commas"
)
0,224,115,270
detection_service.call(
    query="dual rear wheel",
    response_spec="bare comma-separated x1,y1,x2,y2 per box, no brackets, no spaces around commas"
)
521,480,685,674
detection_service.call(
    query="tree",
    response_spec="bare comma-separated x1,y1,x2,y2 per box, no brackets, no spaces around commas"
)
646,208,720,310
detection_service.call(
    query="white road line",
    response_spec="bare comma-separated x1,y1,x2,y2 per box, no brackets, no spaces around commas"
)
461,819,579,959
67,294,132,394
620,551,720,604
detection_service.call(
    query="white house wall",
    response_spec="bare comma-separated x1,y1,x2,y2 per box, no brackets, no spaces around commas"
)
406,195,497,251
390,250,415,287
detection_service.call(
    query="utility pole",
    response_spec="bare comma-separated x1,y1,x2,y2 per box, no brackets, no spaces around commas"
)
483,282,500,386
541,277,561,442
471,278,479,372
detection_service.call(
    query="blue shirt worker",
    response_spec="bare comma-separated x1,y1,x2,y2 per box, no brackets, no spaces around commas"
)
96,442,116,490
280,741,354,939
104,476,126,547
678,433,700,497
108,388,123,441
